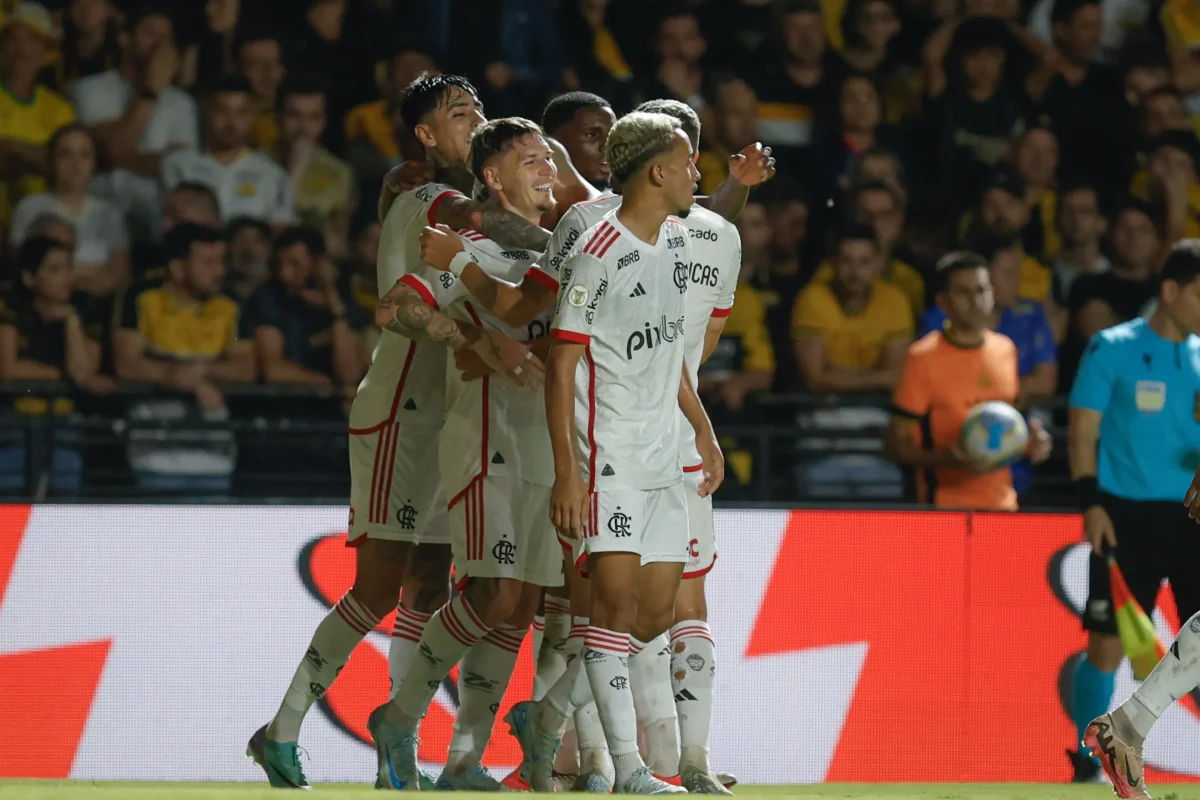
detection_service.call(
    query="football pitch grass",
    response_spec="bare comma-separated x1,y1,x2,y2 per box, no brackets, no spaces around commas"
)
0,784,1195,800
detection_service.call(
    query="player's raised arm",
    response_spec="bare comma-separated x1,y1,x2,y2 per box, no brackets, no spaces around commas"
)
678,360,724,497
375,278,544,386
699,142,776,223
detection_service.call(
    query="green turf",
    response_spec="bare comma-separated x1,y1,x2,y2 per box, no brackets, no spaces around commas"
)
0,783,1195,800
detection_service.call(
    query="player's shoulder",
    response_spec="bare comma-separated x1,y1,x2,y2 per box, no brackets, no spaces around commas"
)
684,204,739,240
871,279,910,312
907,330,944,359
562,193,620,226
982,329,1018,357
1092,318,1146,351
410,182,463,206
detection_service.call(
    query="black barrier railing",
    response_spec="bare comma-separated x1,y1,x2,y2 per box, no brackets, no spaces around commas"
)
0,381,1071,507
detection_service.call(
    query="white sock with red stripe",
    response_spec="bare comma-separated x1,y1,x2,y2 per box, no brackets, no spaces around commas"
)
531,615,546,687
446,623,526,769
268,592,380,742
630,634,680,777
670,620,716,774
534,617,592,732
535,595,573,701
584,626,643,785
388,604,431,699
385,594,491,727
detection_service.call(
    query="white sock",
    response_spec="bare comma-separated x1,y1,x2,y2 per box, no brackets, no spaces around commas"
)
1125,610,1200,739
386,594,491,726
269,593,381,742
574,698,611,777
535,596,572,701
630,635,679,777
531,615,546,685
670,620,716,774
389,604,431,699
536,617,589,734
447,624,526,769
584,626,643,785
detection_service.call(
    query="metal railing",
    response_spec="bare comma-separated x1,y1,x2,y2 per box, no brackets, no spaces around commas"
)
0,381,1072,508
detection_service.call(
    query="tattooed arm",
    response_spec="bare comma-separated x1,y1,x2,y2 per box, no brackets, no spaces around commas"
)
375,282,481,349
433,194,552,251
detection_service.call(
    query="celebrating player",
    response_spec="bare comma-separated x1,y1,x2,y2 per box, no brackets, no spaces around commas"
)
365,116,565,790
1072,240,1200,798
246,73,547,790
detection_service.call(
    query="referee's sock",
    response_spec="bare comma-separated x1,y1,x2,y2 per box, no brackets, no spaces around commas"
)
1073,656,1116,758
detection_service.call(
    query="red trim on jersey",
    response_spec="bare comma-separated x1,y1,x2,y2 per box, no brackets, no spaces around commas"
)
666,216,683,224
427,189,463,226
464,301,491,491
585,346,598,493
524,266,559,292
711,306,733,318
347,340,418,435
457,228,487,241
398,274,438,309
578,194,616,206
583,222,619,257
552,328,589,344
683,463,704,473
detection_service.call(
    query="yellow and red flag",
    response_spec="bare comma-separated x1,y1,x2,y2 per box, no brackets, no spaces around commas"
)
1109,557,1167,681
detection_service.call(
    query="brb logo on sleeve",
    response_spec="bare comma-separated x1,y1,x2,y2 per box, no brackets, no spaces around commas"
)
625,315,685,360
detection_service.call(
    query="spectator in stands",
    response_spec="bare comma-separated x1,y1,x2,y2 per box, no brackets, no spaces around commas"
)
886,250,1052,510
1037,0,1128,193
10,124,130,299
1121,39,1174,109
226,216,270,302
134,183,222,284
23,212,76,251
1139,86,1192,143
115,223,254,405
47,0,121,94
0,3,76,228
275,75,354,257
847,145,908,205
1012,116,1061,260
792,222,913,392
838,0,921,123
751,0,841,168
162,76,294,228
558,0,634,99
236,29,287,151
1052,182,1110,306
631,7,710,115
1131,130,1200,240
0,236,110,494
925,17,1029,205
696,76,758,196
72,4,199,244
973,165,1054,302
0,236,107,395
812,73,903,197
344,43,438,168
338,216,380,348
243,225,365,388
179,0,241,91
921,227,1058,406
813,180,924,318
754,186,811,363
1069,200,1161,343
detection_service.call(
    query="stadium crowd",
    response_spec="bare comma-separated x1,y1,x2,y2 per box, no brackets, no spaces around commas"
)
0,0,1196,501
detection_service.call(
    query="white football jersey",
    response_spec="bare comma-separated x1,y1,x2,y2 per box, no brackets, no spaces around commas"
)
405,231,555,496
550,208,692,492
348,182,463,434
679,204,741,468
526,192,618,292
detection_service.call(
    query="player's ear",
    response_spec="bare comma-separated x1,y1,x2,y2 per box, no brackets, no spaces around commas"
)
483,164,502,193
648,161,666,188
413,123,436,150
1162,280,1180,305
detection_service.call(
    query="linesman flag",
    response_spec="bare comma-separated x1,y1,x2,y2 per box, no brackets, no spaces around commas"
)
1108,556,1167,681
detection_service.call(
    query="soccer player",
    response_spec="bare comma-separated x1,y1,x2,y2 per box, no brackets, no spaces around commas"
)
885,251,1052,510
542,92,617,190
1068,240,1200,797
366,117,565,791
246,74,547,790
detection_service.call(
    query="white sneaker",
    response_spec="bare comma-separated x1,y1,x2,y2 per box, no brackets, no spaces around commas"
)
683,770,733,795
435,762,508,791
621,766,688,794
504,700,561,792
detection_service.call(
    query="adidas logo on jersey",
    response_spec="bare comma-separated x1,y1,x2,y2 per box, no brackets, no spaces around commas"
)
674,689,698,702
601,464,615,477
403,399,418,411
629,283,646,298
491,452,506,465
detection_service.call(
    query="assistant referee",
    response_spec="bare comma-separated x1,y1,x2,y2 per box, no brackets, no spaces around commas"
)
1065,239,1200,781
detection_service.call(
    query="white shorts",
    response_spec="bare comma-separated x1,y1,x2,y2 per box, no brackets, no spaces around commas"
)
451,476,564,587
683,468,716,578
347,423,449,546
563,484,690,578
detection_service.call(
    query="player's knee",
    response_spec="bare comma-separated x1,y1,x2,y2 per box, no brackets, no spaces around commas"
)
404,544,452,613
351,540,409,616
465,577,522,627
673,586,707,624
591,590,637,631
633,605,675,642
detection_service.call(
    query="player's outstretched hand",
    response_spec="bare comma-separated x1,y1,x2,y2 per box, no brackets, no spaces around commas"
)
1026,418,1052,464
728,142,776,188
696,436,725,497
420,224,465,271
1083,505,1117,553
454,348,495,381
1184,465,1200,523
550,472,589,540
470,330,545,387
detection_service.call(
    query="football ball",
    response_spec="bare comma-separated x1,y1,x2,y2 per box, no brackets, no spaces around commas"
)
960,401,1029,468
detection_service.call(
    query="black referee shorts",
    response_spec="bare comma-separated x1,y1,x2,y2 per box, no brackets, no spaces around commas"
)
1083,492,1200,634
